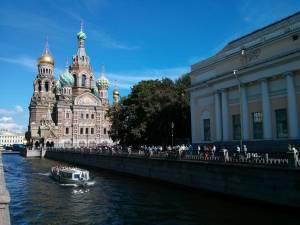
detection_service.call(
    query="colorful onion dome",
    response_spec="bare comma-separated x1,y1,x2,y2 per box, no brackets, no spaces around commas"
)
38,41,54,65
55,80,62,92
77,21,87,40
113,88,119,97
96,65,110,89
92,88,99,96
96,76,110,89
59,67,74,87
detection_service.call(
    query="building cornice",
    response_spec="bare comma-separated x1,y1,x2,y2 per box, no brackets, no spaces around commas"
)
188,48,300,92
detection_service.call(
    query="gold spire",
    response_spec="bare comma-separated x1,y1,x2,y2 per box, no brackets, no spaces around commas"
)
113,79,120,101
38,38,54,65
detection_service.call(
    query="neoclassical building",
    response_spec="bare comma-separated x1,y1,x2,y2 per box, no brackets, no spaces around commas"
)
189,12,300,150
27,23,120,148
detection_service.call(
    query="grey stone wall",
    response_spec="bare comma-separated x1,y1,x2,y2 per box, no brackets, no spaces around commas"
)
46,151,300,207
0,152,11,225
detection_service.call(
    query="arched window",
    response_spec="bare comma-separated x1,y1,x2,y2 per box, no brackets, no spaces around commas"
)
46,68,48,73
45,81,49,92
73,74,77,87
81,74,87,87
38,80,42,92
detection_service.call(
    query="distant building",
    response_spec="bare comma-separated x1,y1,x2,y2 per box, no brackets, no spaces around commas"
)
188,12,300,150
0,129,25,147
27,22,120,148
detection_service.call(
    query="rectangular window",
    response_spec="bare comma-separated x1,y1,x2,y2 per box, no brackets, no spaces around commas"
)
80,128,83,134
252,112,263,139
86,114,89,119
86,128,89,134
81,114,84,119
104,128,107,135
91,128,94,134
66,113,69,119
275,109,288,138
203,119,210,141
232,114,241,140
91,114,94,119
65,127,69,135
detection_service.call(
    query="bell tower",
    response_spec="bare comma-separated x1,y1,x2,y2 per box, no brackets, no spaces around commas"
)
70,21,94,96
28,39,56,145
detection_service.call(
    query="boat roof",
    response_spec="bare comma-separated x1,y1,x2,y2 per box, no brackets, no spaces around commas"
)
55,167,89,174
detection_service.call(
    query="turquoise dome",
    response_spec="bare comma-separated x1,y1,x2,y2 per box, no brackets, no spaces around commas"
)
77,30,87,40
92,88,98,96
55,80,62,92
96,76,110,90
59,68,74,87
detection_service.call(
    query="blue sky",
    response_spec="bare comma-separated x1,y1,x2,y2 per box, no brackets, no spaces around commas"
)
0,0,300,133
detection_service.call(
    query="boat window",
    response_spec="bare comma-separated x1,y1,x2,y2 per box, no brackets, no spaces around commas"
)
74,174,80,179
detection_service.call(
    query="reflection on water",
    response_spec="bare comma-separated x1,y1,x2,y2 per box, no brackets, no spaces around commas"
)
3,155,298,225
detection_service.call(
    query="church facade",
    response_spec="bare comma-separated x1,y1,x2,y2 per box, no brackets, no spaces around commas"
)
27,24,119,148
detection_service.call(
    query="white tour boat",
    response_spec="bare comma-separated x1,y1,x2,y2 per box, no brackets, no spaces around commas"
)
51,166,95,187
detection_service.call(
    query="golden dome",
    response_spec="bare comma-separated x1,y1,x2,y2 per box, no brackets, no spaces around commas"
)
38,49,54,65
113,89,119,96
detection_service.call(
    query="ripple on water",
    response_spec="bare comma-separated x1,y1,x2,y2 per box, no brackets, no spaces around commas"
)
2,154,300,225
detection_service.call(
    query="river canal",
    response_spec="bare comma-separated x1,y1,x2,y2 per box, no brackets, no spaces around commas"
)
2,154,298,225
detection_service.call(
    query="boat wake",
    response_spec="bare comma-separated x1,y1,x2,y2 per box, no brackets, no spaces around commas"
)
58,181,96,187
72,189,90,195
59,183,79,187
35,172,51,176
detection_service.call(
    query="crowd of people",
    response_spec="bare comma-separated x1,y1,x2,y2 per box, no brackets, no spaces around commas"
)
51,143,300,161
91,144,248,159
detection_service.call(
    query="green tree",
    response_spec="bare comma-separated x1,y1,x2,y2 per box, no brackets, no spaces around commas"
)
107,74,191,146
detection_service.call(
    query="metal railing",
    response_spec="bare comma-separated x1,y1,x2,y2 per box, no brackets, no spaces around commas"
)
46,147,300,168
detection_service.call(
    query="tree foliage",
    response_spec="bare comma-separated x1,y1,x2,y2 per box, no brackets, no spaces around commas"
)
106,74,191,146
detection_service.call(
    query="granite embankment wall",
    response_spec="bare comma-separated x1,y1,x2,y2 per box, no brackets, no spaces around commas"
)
46,151,300,207
0,152,11,225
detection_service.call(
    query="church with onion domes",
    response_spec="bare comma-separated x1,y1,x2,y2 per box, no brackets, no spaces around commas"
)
26,23,119,148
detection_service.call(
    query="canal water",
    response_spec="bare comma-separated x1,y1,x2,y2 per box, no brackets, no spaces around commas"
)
2,154,298,225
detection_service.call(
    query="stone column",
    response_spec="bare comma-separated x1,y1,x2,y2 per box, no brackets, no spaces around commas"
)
214,92,222,141
190,97,197,143
221,89,229,141
240,85,249,140
261,79,272,139
285,72,299,139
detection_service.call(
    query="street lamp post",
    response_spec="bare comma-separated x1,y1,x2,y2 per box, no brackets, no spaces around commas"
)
171,122,174,149
233,69,243,150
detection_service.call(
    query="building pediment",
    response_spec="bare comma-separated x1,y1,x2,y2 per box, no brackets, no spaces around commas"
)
74,92,101,106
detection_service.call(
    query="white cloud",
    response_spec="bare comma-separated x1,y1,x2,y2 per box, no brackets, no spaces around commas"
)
0,106,26,133
15,105,24,113
90,29,141,50
0,106,25,116
0,117,13,123
102,66,189,90
0,122,26,133
0,56,36,71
